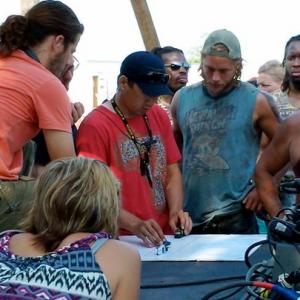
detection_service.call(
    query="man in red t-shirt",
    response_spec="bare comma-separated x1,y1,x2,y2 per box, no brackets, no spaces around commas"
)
77,51,192,247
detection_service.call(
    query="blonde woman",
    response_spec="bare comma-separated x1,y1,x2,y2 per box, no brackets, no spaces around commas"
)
0,157,141,299
257,60,284,94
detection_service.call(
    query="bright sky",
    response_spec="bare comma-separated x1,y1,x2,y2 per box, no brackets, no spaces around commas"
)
64,0,300,77
1,0,300,112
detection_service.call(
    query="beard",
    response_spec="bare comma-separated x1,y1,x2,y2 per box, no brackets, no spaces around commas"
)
290,76,300,92
47,51,68,80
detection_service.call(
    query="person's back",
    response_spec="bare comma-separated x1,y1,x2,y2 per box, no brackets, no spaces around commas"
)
0,50,71,179
0,231,139,300
0,157,140,300
0,0,84,231
0,0,84,180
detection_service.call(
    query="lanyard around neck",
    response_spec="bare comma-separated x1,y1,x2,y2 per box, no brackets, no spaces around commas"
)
24,49,40,63
111,98,154,187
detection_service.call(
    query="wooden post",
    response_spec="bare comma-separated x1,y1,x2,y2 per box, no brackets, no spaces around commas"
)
130,0,160,51
20,0,39,15
92,75,99,108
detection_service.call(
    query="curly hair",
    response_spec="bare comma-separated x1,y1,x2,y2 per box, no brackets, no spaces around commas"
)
0,0,84,57
20,157,120,252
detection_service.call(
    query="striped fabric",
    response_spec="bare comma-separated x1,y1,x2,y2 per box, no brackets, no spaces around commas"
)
0,231,111,299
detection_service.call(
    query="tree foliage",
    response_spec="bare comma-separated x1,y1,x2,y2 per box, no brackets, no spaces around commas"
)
187,46,202,65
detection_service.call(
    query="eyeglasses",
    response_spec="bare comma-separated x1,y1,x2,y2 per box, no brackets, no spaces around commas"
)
140,71,169,84
73,55,80,70
164,62,191,71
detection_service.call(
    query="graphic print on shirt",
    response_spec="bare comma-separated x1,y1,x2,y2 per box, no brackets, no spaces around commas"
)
185,105,237,176
273,91,300,119
119,134,167,208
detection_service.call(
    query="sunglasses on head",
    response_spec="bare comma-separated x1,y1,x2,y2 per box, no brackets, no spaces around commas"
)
164,62,191,71
141,71,169,84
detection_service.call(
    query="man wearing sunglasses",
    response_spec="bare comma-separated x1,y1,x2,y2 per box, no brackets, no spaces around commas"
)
152,46,190,94
77,51,192,247
152,46,190,123
171,29,280,234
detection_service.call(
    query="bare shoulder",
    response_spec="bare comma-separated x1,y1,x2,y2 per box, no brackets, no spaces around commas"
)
105,239,137,250
95,239,140,265
10,233,46,257
94,239,141,299
255,91,281,121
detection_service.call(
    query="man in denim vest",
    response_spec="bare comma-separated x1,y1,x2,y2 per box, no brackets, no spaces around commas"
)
171,29,280,234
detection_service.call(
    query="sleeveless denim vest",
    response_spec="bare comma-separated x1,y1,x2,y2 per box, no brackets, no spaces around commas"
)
177,82,260,224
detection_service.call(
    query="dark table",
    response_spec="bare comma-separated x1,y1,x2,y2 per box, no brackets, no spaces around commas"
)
140,245,269,300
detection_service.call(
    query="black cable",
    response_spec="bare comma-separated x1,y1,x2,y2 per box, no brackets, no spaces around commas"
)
201,281,254,300
212,286,245,300
242,294,252,300
275,207,294,218
140,275,245,289
245,261,273,299
244,239,268,268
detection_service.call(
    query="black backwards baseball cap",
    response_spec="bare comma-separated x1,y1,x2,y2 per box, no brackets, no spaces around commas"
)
120,51,172,96
202,29,241,60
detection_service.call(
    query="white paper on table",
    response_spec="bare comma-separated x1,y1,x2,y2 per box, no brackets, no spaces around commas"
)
119,234,267,261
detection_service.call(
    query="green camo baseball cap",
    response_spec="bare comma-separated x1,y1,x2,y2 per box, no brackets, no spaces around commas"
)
202,29,241,59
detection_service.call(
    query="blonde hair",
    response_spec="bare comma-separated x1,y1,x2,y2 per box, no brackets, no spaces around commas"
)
258,60,284,84
21,157,119,252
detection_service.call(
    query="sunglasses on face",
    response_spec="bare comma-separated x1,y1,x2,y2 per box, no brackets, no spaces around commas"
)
164,62,191,71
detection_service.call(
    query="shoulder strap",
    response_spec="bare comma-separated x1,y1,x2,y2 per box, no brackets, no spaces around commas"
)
91,237,109,254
